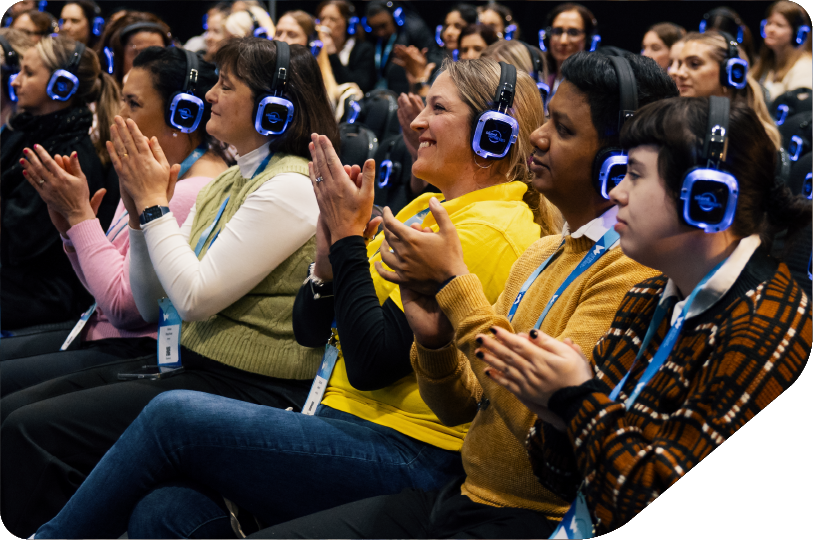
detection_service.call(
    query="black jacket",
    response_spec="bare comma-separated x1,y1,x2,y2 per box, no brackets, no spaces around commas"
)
376,15,443,95
1,106,104,330
329,40,377,94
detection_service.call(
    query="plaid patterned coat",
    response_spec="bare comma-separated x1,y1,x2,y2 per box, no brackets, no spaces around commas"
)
527,247,811,534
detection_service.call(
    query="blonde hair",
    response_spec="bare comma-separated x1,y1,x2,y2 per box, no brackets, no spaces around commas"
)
444,57,561,235
37,36,120,165
0,28,34,64
224,7,275,39
483,39,549,82
682,31,782,151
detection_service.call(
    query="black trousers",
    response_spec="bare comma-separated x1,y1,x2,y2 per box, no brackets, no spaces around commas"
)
0,347,312,538
250,477,557,539
0,320,76,360
0,336,156,395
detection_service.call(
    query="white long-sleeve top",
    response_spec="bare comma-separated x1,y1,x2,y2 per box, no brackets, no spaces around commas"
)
129,144,318,323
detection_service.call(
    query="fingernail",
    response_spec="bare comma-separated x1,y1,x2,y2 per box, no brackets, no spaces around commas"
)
23,149,28,154
489,327,497,335
475,337,483,345
530,329,539,339
475,351,484,359
22,170,27,176
19,159,25,165
34,144,40,149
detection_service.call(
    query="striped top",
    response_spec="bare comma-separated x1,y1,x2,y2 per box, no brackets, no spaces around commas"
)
528,242,811,534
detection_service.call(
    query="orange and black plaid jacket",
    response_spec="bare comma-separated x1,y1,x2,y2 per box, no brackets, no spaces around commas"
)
527,248,811,534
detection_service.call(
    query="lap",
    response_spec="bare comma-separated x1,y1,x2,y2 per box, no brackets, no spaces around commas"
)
0,322,75,360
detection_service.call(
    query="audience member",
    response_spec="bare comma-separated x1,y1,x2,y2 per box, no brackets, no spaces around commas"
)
58,1,103,46
515,96,811,535
483,39,547,82
223,6,274,40
667,37,685,85
642,22,686,70
1,36,116,332
97,11,172,86
10,8,57,43
201,2,231,61
0,27,34,126
543,2,597,97
673,31,782,151
317,0,376,93
752,0,813,103
1,38,336,538
0,46,225,393
457,22,499,60
478,1,517,40
436,3,478,54
699,6,756,64
33,55,556,540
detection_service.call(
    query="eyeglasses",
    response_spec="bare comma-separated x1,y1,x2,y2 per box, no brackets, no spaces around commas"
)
549,27,585,38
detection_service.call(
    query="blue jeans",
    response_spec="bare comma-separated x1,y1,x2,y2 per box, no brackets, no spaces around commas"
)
35,390,465,539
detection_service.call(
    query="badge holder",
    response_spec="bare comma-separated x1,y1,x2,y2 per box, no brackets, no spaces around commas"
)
302,331,340,415
60,302,97,351
157,297,183,368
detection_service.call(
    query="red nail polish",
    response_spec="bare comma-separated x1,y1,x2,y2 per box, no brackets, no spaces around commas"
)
19,159,25,165
23,149,28,154
22,170,27,176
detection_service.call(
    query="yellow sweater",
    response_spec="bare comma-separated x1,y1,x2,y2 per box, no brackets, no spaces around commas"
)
322,181,542,451
412,232,659,518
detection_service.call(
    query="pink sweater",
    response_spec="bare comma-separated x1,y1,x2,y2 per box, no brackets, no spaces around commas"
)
65,176,211,342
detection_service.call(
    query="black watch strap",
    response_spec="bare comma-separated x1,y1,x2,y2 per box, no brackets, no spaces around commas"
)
139,206,171,226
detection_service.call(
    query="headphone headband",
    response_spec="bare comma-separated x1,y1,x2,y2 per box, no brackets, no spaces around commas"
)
703,95,730,167
607,55,638,133
120,22,169,44
494,61,516,113
182,48,199,95
66,41,86,74
271,40,290,95
0,35,18,70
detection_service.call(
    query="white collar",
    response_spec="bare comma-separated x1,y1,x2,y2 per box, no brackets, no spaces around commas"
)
236,141,272,179
338,37,355,66
662,234,761,324
562,205,619,243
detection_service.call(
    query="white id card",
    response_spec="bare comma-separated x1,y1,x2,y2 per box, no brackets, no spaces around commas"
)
157,298,182,367
302,338,339,415
60,302,97,351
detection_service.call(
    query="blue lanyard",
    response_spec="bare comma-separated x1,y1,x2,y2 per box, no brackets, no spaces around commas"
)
177,145,208,179
105,211,129,242
608,258,726,409
375,33,397,74
507,229,620,328
250,150,274,180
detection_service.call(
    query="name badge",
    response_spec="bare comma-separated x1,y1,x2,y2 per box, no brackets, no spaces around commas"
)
301,337,339,415
60,302,97,351
551,491,594,539
157,298,182,367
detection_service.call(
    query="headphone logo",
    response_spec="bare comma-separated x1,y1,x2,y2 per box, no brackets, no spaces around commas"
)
610,174,625,186
486,130,505,144
694,192,723,212
56,81,68,93
178,107,193,120
266,111,282,123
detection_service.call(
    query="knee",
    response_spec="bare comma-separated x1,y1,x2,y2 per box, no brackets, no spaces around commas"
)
128,483,231,539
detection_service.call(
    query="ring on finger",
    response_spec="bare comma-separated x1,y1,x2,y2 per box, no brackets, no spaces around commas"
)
315,176,324,183
38,179,45,185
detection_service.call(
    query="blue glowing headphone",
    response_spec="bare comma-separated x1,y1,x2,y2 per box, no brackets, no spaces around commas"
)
346,99,361,123
310,39,324,57
390,3,405,27
700,10,745,44
245,10,269,39
803,171,812,200
592,55,637,199
788,132,810,162
435,24,444,47
47,41,85,101
471,62,518,160
718,32,748,91
253,40,294,136
761,14,811,47
680,96,739,233
504,24,517,41
775,103,790,126
166,49,205,134
378,137,402,188
347,15,360,35
0,35,20,102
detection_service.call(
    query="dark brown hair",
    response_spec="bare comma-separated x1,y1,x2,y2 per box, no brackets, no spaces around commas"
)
214,38,339,159
13,9,58,36
283,10,316,40
752,1,813,82
646,22,686,49
95,11,172,84
621,97,811,245
458,23,499,50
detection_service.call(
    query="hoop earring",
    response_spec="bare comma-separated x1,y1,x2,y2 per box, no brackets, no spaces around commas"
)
473,154,493,170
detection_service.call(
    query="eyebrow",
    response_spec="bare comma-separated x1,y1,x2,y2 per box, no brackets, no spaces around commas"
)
550,109,571,124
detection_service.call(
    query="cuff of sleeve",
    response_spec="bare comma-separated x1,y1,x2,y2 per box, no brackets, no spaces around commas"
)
548,379,605,426
526,419,580,501
329,235,367,262
141,211,175,233
66,218,105,250
412,340,460,380
435,273,491,329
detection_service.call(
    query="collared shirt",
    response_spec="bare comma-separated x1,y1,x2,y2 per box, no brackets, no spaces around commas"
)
561,205,620,245
236,141,272,179
661,234,761,325
338,37,356,66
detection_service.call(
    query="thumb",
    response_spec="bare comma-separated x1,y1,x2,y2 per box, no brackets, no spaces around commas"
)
360,159,376,199
364,216,383,241
428,197,454,235
89,188,107,215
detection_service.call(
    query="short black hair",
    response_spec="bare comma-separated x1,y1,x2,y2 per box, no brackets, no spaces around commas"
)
452,3,479,26
560,51,678,146
366,0,394,19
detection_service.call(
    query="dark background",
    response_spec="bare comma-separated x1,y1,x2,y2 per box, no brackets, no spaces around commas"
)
32,1,775,54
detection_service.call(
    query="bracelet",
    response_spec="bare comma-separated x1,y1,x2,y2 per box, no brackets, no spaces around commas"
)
303,262,334,300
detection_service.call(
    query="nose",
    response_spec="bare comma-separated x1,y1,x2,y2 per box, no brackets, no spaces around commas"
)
410,104,429,132
529,124,550,152
608,175,628,206
205,86,216,104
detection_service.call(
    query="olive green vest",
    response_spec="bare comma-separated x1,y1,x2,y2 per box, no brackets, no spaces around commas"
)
180,153,322,380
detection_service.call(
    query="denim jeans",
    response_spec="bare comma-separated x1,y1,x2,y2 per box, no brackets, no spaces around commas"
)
35,390,464,539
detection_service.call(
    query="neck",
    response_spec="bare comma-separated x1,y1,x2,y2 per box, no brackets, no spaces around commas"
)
335,34,347,50
558,196,614,233
773,43,800,71
232,132,272,157
666,232,740,298
162,133,199,170
28,98,72,117
436,162,507,201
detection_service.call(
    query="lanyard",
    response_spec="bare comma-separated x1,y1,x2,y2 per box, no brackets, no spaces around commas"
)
105,211,129,242
177,144,208,179
507,229,620,327
550,258,726,540
375,33,397,75
302,321,339,415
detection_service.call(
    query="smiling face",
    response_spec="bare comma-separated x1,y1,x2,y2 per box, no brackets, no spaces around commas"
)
12,48,54,113
275,15,309,46
118,67,173,146
609,145,687,269
642,30,670,69
673,41,726,97
204,11,226,60
459,33,487,60
442,10,467,50
204,67,256,148
527,81,600,208
409,71,475,188
60,4,91,44
549,10,586,67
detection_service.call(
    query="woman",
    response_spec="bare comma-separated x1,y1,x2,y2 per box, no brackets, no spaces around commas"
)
202,3,230,62
481,97,811,535
436,3,478,56
478,1,516,40
0,28,34,127
317,0,376,93
10,8,57,43
59,0,103,46
1,38,336,539
96,11,171,85
33,57,556,540
673,31,782,151
667,39,685,85
457,22,499,61
642,22,686,70
752,0,813,103
543,2,597,97
1,36,117,332
1,46,225,394
223,6,274,40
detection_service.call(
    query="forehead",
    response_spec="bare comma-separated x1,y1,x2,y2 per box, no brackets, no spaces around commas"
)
21,47,43,67
367,11,392,25
460,33,486,46
680,41,714,60
552,11,584,29
62,4,85,18
128,31,165,48
643,31,663,44
445,10,464,24
277,15,303,32
427,71,463,103
548,81,592,122
122,67,155,95
319,5,341,18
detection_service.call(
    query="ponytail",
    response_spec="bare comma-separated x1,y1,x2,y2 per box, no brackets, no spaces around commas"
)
93,71,120,166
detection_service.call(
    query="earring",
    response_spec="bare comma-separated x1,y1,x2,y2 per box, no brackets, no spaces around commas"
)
172,131,179,137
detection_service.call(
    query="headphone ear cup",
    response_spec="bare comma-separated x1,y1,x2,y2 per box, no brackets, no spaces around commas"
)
592,147,627,199
253,94,295,136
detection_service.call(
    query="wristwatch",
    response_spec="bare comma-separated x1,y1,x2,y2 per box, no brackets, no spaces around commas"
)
139,206,171,226
303,262,334,299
